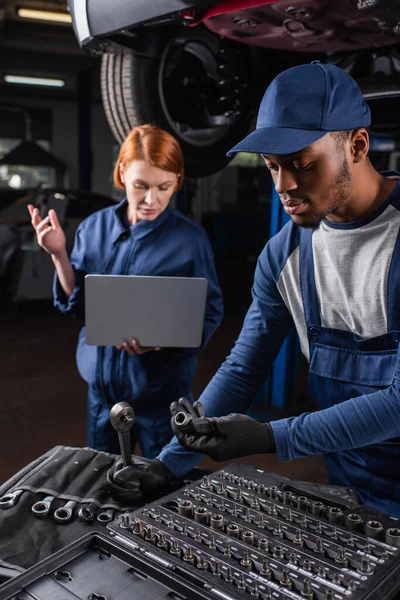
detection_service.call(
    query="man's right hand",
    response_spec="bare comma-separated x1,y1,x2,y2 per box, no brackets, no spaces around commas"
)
107,455,177,503
28,205,66,257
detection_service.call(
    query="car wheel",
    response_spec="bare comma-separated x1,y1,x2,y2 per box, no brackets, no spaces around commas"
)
100,26,261,178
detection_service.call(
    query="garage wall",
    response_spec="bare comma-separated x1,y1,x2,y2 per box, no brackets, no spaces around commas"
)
0,96,115,196
91,102,116,196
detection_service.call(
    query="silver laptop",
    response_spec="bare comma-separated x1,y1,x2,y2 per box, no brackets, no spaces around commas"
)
85,274,208,347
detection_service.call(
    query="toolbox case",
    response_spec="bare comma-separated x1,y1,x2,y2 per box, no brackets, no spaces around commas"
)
2,463,400,600
0,530,210,600
0,445,140,571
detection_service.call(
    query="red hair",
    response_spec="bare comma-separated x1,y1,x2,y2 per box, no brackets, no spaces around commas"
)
113,124,184,191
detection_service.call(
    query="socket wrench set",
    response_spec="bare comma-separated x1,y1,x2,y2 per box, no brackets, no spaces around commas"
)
107,463,400,600
0,463,399,600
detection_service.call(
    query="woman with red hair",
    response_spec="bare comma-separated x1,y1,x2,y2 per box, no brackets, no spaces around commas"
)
28,124,223,458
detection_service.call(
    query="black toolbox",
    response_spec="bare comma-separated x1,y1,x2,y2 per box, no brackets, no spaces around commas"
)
0,530,212,600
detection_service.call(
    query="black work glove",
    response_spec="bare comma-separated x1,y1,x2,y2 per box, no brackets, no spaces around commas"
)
107,455,177,504
170,397,276,462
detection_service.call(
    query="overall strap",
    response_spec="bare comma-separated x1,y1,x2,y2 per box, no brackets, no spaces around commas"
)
386,194,400,332
299,228,321,327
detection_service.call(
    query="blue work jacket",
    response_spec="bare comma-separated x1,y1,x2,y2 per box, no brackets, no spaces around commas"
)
160,183,400,516
53,200,223,413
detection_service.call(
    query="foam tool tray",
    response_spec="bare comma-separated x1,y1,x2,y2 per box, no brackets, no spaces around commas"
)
106,463,400,600
0,530,211,600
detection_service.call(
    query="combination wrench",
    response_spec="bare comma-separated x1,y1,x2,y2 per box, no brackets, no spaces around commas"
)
0,489,24,508
78,502,97,523
110,402,135,466
31,495,55,518
97,508,115,524
53,500,77,524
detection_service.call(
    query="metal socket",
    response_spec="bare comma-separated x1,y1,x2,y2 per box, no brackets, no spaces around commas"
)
280,568,293,589
328,506,343,524
240,550,252,567
358,556,374,574
173,411,193,429
210,514,224,530
196,555,209,570
194,506,209,524
298,496,308,510
182,546,195,564
365,520,383,539
200,475,212,489
144,525,156,543
300,578,314,599
241,530,254,545
283,491,292,505
169,539,182,558
120,513,132,530
178,499,193,518
273,545,284,559
156,532,169,550
269,486,278,499
226,523,240,537
334,548,348,566
311,501,324,516
257,537,269,550
385,527,400,547
345,513,362,530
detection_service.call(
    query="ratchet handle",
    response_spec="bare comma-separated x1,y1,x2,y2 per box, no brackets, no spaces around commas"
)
118,431,133,467
110,402,135,466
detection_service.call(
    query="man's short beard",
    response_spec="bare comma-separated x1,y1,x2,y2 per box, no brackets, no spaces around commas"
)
300,154,352,229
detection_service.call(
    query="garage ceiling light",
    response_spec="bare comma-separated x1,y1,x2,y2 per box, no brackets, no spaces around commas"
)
17,8,72,23
4,75,65,87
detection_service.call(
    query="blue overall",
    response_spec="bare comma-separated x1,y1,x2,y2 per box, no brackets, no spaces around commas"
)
54,200,223,458
299,227,400,515
159,188,400,516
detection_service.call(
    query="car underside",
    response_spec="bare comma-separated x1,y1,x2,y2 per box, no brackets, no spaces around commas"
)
72,0,400,54
69,0,400,177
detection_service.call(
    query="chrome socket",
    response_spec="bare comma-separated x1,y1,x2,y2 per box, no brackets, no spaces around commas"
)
226,523,240,538
173,411,193,429
365,520,383,539
328,506,343,524
210,513,224,530
344,513,362,530
311,501,324,516
178,499,193,518
194,506,209,524
385,527,400,547
242,530,255,545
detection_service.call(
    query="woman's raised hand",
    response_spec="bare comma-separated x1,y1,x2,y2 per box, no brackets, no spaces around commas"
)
28,205,66,257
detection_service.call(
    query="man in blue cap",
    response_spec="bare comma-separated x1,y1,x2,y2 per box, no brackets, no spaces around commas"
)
109,62,400,517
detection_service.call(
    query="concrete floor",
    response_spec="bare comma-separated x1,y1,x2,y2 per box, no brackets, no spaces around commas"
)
0,257,328,487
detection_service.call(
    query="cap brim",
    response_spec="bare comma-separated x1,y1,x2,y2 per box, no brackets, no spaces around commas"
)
226,127,327,157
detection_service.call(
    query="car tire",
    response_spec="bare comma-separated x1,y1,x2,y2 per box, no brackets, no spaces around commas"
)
100,26,261,178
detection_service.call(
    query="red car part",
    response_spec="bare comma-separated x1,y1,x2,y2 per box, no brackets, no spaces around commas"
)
181,0,277,25
200,0,400,52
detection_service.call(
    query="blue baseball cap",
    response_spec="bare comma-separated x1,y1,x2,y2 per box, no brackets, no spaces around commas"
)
227,61,371,157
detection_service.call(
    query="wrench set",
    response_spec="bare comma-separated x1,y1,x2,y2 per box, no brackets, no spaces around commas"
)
0,490,117,525
107,463,400,600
